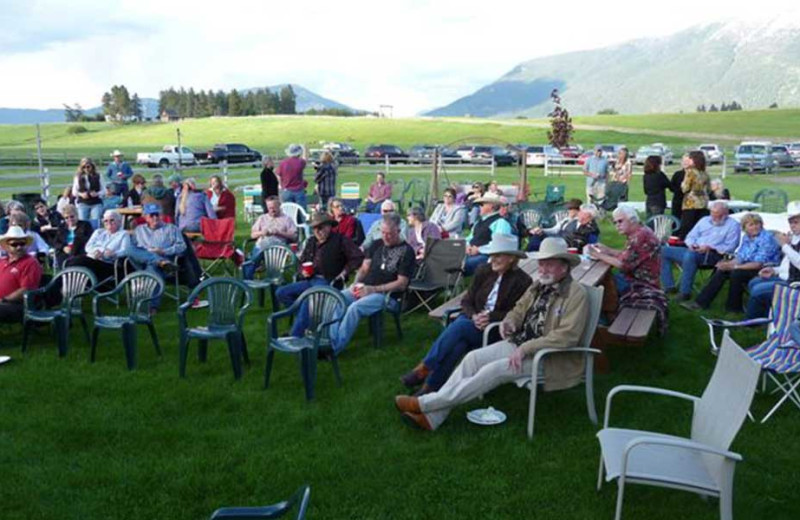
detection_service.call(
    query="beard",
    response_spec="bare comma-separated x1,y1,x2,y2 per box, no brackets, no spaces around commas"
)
538,274,557,286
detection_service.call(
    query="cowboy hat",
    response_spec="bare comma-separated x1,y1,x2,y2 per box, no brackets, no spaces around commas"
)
285,144,304,157
110,150,124,157
787,201,800,219
478,233,526,258
473,192,503,205
529,237,580,267
0,226,33,247
309,213,337,229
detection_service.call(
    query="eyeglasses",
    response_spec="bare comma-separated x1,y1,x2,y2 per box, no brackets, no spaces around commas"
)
382,210,392,214
65,214,77,219
613,219,626,225
7,241,27,248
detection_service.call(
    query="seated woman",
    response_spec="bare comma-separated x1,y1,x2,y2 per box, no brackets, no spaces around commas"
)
465,181,486,226
429,188,466,238
487,180,503,196
329,198,360,243
32,198,64,246
683,213,779,313
406,207,441,259
176,178,216,233
0,201,25,235
399,234,532,396
52,204,93,269
709,178,731,201
65,210,130,286
206,174,236,220
588,205,667,335
126,174,147,207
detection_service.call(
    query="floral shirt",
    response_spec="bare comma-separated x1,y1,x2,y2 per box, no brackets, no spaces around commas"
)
619,225,661,288
736,229,780,265
680,168,710,210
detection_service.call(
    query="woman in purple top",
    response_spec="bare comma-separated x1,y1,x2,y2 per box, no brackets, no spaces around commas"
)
406,207,441,259
276,143,307,209
176,177,216,232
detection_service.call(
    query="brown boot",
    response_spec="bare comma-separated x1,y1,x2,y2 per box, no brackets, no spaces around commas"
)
401,411,433,431
413,384,433,397
399,363,430,388
395,395,421,414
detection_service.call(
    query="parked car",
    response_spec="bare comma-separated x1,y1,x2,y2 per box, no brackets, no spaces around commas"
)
634,144,674,165
321,142,360,164
558,145,584,164
770,145,796,168
206,143,262,164
734,142,774,173
598,144,627,161
698,144,724,164
490,146,518,167
784,142,800,165
136,145,199,168
408,145,460,163
364,144,408,164
525,145,562,166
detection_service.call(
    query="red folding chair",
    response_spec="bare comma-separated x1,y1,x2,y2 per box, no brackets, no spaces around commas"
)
193,217,238,276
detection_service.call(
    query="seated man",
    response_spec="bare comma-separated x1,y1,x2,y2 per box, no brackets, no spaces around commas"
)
127,203,201,312
660,200,741,300
746,202,800,318
329,213,415,353
400,234,532,396
7,212,50,258
243,196,297,280
528,202,598,252
276,213,364,337
394,237,588,431
361,200,408,251
463,193,513,276
0,226,43,323
365,172,392,213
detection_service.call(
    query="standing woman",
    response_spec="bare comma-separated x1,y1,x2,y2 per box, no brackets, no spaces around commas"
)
177,178,216,233
259,156,279,213
610,147,633,201
642,155,672,217
314,151,337,210
676,150,710,239
206,175,236,220
73,157,105,226
670,154,690,220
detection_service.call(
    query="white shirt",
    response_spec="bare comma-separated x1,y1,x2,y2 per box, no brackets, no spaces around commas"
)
484,275,503,312
776,234,800,280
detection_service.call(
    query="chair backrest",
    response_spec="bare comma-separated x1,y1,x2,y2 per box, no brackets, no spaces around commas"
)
196,218,236,259
340,182,360,199
551,209,569,226
281,203,308,225
200,278,252,327
753,188,788,213
691,332,760,456
419,239,467,286
545,184,565,204
645,214,680,243
300,287,347,342
57,267,98,311
520,209,542,229
121,272,164,317
260,245,297,282
580,285,604,349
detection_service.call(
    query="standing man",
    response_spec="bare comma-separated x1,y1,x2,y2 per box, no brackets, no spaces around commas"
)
583,145,609,204
277,144,307,209
394,237,588,431
106,150,134,199
0,226,43,323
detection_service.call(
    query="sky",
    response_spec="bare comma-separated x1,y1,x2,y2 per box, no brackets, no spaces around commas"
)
1,0,798,116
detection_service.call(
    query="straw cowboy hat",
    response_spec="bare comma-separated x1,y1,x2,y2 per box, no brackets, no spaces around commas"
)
308,213,337,229
285,144,304,157
110,150,124,157
478,233,526,259
787,201,800,219
473,192,504,205
0,226,33,247
529,237,581,267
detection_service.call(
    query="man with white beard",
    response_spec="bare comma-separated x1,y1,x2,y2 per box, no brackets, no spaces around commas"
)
394,237,589,431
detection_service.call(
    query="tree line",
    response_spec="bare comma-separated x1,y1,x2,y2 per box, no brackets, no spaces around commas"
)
158,85,296,118
696,101,743,112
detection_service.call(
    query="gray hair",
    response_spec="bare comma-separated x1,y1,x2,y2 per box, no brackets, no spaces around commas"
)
579,203,599,219
103,210,122,226
709,200,729,212
6,200,24,215
382,212,401,230
612,205,639,224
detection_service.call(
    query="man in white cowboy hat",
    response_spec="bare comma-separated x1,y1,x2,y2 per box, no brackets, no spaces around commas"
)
106,149,134,198
463,192,514,276
0,226,42,323
395,237,589,431
276,143,307,209
745,201,800,318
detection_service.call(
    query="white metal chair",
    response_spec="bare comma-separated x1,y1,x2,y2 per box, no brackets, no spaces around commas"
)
596,332,760,520
482,285,604,438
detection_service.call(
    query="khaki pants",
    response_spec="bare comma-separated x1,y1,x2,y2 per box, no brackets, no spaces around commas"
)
418,341,532,430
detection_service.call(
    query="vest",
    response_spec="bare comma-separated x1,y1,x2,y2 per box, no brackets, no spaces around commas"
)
307,233,348,281
76,173,102,206
470,213,502,247
789,241,800,283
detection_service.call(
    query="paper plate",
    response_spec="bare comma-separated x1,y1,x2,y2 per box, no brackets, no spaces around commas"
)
0,356,11,365
466,407,507,426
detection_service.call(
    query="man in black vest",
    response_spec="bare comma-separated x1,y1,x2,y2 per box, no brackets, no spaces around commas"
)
745,201,800,318
463,193,514,276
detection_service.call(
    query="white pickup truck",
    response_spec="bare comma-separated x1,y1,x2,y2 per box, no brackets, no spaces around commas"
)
136,145,199,168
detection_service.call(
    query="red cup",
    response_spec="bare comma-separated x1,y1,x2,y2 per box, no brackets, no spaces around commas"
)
290,243,298,252
353,283,364,299
567,247,579,254
301,262,314,277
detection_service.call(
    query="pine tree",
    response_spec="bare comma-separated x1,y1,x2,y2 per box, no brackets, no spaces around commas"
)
279,85,296,114
228,89,242,116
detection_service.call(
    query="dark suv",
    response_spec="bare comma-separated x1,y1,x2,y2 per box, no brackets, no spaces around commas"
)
206,143,262,164
364,144,409,164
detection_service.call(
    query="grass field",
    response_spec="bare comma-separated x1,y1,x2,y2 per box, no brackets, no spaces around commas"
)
1,116,800,520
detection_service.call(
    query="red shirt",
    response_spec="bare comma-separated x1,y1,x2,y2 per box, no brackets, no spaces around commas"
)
206,188,236,220
334,214,357,240
276,157,306,191
0,255,43,300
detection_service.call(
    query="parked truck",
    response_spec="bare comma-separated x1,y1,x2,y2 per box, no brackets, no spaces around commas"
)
136,145,201,168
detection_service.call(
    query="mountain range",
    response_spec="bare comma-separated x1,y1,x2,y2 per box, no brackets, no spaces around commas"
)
0,84,355,124
426,17,800,117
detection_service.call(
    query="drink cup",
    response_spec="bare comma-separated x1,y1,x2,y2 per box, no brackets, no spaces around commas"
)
290,243,298,252
567,247,579,254
301,262,314,277
353,283,364,299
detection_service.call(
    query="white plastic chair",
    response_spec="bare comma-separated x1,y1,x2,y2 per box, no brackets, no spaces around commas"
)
482,285,604,438
281,202,310,244
596,331,761,520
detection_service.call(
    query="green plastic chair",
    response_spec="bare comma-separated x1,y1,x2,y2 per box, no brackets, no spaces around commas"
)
265,286,347,400
209,485,310,520
91,271,164,370
240,243,297,309
22,267,98,357
753,188,788,213
369,291,404,349
179,277,252,380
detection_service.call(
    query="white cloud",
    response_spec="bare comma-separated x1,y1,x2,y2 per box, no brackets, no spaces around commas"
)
0,0,798,115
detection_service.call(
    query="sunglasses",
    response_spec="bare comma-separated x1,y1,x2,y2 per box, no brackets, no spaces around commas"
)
7,241,27,248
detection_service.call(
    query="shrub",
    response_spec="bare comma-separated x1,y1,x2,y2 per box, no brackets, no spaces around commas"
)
597,108,618,115
67,125,88,134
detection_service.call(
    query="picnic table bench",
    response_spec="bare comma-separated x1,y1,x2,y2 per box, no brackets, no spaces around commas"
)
606,307,657,346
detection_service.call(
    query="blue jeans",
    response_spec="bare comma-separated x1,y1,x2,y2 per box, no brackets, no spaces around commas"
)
365,200,384,213
423,315,486,391
746,276,785,318
463,254,489,276
76,203,103,228
613,273,631,296
280,189,307,210
242,238,287,280
660,245,721,296
329,289,397,353
275,277,329,337
127,248,171,309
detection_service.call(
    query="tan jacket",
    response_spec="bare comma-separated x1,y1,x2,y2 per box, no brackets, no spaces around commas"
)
502,276,588,391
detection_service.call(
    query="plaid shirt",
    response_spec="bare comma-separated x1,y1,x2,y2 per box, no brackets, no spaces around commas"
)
314,163,337,198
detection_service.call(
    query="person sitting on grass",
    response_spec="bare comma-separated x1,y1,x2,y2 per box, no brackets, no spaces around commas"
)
394,237,588,431
463,193,513,276
681,212,779,313
242,197,297,280
0,226,43,324
365,172,392,213
399,233,532,397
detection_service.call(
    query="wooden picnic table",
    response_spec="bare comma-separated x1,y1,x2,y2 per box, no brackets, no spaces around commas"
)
428,256,611,320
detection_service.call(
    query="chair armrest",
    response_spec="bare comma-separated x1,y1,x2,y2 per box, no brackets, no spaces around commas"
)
603,385,700,428
482,322,502,347
442,307,462,321
314,316,344,339
621,436,743,470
